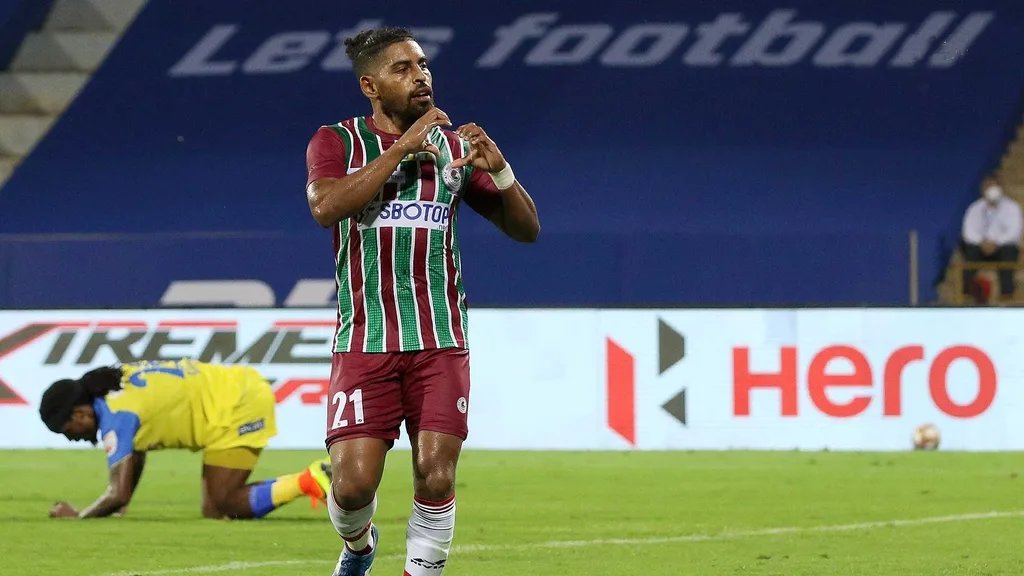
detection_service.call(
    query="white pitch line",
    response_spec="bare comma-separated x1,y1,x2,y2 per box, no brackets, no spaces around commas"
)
105,510,1024,576
106,560,321,575
482,509,1024,551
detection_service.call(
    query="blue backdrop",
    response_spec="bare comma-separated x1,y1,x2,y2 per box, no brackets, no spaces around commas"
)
1,1,1022,307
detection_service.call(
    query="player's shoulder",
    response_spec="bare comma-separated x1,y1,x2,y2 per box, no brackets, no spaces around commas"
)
99,389,144,428
309,120,359,150
104,384,142,406
313,124,341,139
97,399,141,446
316,117,361,134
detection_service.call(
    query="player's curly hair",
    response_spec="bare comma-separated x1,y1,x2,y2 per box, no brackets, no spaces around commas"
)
78,366,124,399
344,26,416,76
39,366,123,434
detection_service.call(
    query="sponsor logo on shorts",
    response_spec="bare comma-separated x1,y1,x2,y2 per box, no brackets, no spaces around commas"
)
457,397,468,414
357,200,451,231
238,419,266,436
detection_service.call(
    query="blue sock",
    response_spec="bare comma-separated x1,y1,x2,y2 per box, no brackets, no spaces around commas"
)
248,480,276,518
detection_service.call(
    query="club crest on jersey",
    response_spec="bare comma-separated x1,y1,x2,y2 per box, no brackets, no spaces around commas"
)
442,165,464,194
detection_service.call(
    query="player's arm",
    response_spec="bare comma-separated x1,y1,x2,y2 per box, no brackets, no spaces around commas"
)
467,176,539,243
114,451,147,515
77,453,138,518
451,123,539,243
49,453,140,519
50,411,142,519
128,450,146,492
306,108,452,228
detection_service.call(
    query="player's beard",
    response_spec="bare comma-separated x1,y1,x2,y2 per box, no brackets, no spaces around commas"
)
408,93,433,116
384,93,434,132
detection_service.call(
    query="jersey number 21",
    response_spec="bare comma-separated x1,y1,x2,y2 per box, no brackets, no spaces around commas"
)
331,389,365,429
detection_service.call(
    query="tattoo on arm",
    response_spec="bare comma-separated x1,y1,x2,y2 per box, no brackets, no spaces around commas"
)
77,454,137,518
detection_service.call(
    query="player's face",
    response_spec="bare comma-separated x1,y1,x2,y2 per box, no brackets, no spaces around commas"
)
374,40,434,124
61,406,97,442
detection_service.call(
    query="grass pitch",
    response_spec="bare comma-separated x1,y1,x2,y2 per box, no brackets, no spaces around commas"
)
2,449,1022,575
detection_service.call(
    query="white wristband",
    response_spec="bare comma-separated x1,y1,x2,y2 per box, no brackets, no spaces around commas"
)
487,163,516,190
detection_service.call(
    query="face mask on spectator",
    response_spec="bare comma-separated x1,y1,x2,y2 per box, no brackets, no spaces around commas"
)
984,185,1003,202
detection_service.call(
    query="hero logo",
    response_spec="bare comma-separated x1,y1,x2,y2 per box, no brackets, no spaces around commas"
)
169,10,992,76
733,344,997,418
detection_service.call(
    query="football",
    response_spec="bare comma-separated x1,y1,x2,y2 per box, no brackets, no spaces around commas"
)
912,423,941,451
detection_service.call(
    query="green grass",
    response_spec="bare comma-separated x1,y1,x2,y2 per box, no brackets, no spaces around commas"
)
1,449,1023,575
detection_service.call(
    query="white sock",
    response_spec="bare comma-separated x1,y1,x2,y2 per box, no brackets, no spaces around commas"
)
327,490,376,553
405,495,456,575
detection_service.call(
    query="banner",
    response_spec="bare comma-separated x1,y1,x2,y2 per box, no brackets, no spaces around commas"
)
2,1,1024,307
0,308,1020,450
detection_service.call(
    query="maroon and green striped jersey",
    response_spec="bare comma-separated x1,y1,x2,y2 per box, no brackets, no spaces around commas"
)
305,116,503,353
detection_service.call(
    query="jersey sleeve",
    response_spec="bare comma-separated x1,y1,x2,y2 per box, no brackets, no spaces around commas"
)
306,126,349,187
463,168,504,221
100,411,141,468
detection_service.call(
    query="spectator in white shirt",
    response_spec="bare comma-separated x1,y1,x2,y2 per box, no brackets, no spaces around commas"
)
961,176,1023,300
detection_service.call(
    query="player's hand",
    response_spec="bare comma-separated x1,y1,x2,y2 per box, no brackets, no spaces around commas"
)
49,501,78,518
398,107,451,158
450,123,508,173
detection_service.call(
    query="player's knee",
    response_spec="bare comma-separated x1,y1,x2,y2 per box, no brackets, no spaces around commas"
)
206,489,251,519
332,474,377,510
201,502,223,519
332,485,376,510
414,461,456,501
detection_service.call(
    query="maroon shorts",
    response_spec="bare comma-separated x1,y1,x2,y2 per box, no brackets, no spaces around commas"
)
324,347,471,448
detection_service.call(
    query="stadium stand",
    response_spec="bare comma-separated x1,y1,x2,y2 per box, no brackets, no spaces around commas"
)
938,112,1024,305
0,1,1022,308
0,0,144,184
0,0,54,69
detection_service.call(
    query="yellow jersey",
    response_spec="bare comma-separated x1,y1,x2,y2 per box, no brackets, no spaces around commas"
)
95,359,277,466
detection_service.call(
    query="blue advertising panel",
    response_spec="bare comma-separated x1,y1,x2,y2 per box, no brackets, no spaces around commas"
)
1,1,1022,306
